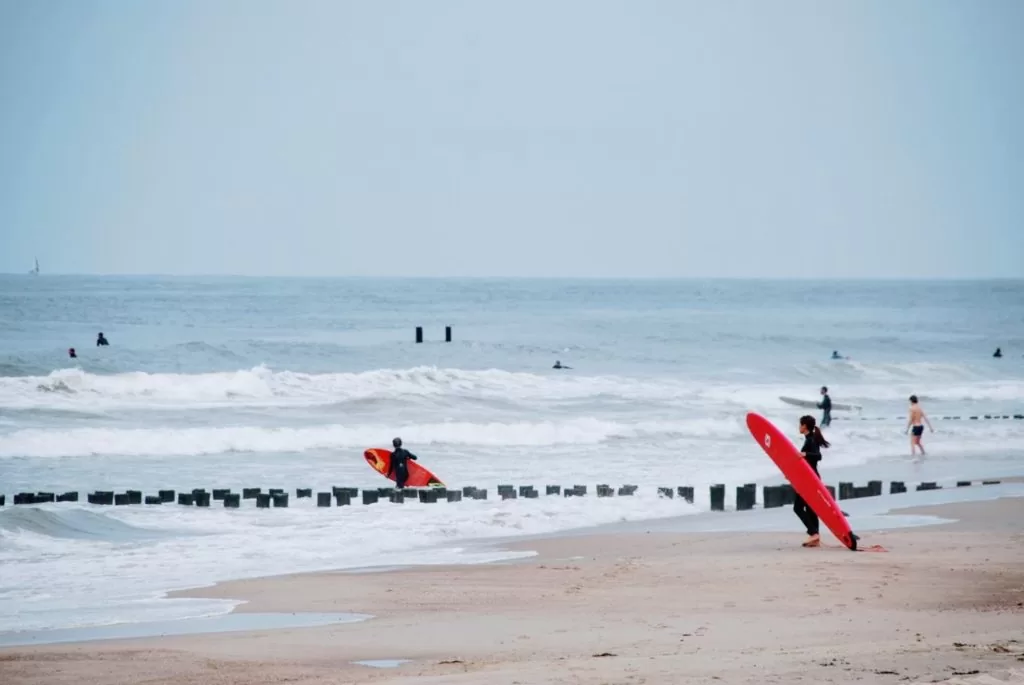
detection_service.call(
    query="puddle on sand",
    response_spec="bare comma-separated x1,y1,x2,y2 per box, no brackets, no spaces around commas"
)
353,659,412,668
0,612,371,648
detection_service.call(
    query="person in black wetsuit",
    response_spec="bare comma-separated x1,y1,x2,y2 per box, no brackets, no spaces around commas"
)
387,437,418,489
794,415,830,548
817,386,832,427
96,332,109,347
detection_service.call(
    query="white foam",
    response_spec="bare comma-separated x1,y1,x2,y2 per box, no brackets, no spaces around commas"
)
4,365,1023,413
0,493,692,632
0,417,746,458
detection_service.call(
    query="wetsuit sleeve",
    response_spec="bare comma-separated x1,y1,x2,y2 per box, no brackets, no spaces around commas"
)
409,452,418,461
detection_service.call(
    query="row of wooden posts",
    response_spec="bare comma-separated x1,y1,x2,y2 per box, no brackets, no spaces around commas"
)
1,480,1002,509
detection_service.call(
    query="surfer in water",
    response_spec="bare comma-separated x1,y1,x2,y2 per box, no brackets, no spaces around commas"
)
817,386,832,427
906,395,933,456
553,360,571,370
795,415,830,548
387,437,418,489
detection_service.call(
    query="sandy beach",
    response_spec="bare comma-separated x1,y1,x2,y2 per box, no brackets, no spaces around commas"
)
3,496,1023,685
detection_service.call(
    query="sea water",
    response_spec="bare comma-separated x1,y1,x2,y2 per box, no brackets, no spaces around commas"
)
1,276,1023,633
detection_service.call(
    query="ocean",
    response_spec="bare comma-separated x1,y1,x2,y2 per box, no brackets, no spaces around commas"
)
1,276,1023,634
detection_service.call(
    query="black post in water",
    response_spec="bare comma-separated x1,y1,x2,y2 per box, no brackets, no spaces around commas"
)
445,326,452,343
224,494,241,508
779,484,795,505
317,492,332,507
890,481,906,494
415,326,423,344
710,484,725,511
735,486,753,511
362,491,380,505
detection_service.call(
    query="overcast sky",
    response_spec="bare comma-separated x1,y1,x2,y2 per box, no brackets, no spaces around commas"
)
1,0,1021,278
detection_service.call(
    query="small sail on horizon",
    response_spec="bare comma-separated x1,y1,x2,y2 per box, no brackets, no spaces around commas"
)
29,258,39,275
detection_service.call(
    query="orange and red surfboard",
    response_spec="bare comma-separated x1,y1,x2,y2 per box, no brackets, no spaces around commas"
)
745,412,858,550
363,448,445,487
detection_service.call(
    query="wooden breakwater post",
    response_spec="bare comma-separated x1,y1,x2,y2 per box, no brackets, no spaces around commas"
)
414,326,452,343
709,484,725,511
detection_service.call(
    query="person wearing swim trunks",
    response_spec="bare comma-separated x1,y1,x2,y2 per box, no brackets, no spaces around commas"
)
905,395,933,456
795,415,830,548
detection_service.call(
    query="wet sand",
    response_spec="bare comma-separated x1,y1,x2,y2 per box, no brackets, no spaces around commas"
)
2,497,1023,684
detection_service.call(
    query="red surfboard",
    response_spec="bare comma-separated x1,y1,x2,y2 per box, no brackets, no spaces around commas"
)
745,412,858,550
363,448,445,487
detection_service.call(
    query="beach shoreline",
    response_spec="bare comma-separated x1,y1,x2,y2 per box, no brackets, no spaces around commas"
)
3,494,1023,684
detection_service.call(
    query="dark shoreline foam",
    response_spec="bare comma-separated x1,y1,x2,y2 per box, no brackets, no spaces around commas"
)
0,612,371,648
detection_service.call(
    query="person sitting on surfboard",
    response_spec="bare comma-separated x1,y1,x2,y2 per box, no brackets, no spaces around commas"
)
795,415,830,548
817,386,832,427
387,437,418,489
553,360,571,370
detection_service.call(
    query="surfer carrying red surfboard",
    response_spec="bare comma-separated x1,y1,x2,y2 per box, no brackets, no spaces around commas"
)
387,437,418,489
795,415,831,548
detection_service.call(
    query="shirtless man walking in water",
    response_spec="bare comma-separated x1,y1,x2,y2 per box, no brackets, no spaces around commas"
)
906,395,934,456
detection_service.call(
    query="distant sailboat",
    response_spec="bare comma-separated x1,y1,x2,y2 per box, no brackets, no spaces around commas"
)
29,258,39,275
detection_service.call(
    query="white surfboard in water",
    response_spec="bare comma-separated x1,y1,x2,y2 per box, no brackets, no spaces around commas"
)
779,396,862,412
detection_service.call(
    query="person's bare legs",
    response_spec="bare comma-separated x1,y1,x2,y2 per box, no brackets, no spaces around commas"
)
911,433,926,456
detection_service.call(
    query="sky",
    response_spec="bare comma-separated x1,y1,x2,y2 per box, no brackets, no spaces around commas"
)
0,0,1022,278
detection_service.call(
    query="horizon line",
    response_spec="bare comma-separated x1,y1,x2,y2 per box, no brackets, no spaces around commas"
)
2,272,1023,281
